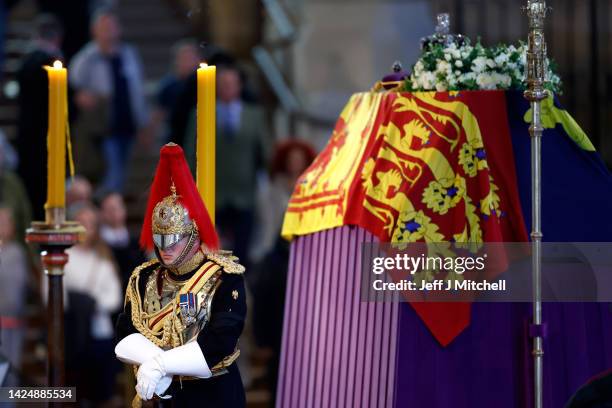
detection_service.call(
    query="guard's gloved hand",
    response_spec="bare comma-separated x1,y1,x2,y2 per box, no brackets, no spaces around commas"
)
136,356,166,400
116,334,172,399
135,341,211,400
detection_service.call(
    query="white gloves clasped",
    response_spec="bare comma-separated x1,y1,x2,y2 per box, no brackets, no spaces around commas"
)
115,334,212,401
115,334,172,399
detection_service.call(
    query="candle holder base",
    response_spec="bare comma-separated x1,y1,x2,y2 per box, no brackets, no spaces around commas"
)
25,218,84,391
26,222,84,245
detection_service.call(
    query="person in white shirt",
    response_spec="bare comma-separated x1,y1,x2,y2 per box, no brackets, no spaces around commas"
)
64,202,122,405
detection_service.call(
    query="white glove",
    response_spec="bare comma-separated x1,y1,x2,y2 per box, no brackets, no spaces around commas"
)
157,341,212,378
115,333,161,365
115,334,172,398
135,341,211,400
136,356,166,401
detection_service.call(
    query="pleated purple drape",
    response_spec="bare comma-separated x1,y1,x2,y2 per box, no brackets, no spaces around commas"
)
276,226,400,408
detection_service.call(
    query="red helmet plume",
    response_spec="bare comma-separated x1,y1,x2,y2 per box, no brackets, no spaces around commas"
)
139,143,219,251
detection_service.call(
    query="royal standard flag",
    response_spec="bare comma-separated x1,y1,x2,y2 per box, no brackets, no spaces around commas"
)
282,90,612,346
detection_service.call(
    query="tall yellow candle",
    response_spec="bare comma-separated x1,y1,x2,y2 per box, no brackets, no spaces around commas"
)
196,62,216,224
45,60,67,209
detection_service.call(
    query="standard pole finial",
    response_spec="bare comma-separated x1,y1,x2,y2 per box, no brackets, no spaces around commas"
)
524,2,549,408
435,13,450,36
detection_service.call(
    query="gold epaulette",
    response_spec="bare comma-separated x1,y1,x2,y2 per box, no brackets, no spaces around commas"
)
129,259,159,279
206,251,245,274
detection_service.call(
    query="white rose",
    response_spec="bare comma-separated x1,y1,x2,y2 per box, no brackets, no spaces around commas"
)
455,60,463,68
445,49,460,59
499,73,512,87
461,72,476,82
494,54,509,66
472,57,487,73
476,73,497,90
437,60,451,74
435,82,447,92
421,71,436,90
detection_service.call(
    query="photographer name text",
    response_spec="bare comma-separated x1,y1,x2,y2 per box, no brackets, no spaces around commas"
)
372,279,506,292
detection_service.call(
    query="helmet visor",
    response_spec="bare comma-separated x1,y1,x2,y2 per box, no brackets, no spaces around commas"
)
153,233,185,250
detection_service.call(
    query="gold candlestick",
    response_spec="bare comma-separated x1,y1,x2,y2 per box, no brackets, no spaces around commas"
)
27,59,84,401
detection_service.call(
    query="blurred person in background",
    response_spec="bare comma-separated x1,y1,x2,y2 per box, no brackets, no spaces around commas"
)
98,191,144,291
151,39,201,144
168,50,238,149
0,132,32,244
251,139,315,405
214,64,271,270
69,7,149,192
66,175,93,208
63,202,122,406
36,0,91,62
15,13,63,220
0,207,29,388
251,139,316,263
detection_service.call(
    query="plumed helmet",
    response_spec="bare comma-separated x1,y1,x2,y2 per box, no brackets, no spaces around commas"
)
140,143,218,252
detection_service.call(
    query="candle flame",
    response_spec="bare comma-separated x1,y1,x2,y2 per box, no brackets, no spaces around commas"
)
53,60,63,69
200,62,208,69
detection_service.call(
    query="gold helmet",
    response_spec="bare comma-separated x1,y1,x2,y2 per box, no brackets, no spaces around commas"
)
152,185,196,250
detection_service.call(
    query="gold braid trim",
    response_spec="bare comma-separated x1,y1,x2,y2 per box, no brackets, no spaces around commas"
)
124,259,159,308
126,260,221,348
211,349,241,374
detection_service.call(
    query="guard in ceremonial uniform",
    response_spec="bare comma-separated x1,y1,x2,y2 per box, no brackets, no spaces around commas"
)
115,143,246,407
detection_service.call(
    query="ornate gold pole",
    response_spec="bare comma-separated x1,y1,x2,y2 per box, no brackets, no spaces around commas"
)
524,1,548,407
26,209,83,408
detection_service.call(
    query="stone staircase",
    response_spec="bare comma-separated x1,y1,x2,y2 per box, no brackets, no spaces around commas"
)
0,2,34,143
115,0,192,228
